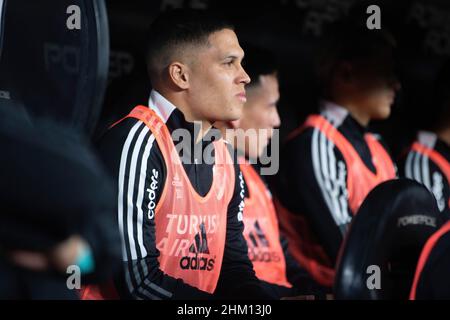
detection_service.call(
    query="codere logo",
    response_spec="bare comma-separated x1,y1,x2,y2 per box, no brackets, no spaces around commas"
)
247,221,280,263
179,222,215,271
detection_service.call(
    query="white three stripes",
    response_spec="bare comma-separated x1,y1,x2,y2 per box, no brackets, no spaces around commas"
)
118,122,143,261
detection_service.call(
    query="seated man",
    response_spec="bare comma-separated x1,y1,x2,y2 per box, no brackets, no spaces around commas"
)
274,21,400,287
215,45,327,298
400,62,450,221
97,9,275,299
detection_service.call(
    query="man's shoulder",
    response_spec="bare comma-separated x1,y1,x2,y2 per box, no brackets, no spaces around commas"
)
98,117,143,145
96,116,165,170
284,111,345,147
283,123,326,156
281,119,348,172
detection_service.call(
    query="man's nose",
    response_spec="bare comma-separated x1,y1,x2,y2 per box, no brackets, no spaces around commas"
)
271,108,281,128
238,65,251,85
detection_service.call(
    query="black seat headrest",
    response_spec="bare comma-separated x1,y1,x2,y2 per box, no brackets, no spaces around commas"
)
0,0,6,61
0,0,109,135
334,179,442,299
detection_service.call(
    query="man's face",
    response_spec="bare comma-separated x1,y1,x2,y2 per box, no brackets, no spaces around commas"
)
236,74,280,159
351,51,400,120
187,29,250,123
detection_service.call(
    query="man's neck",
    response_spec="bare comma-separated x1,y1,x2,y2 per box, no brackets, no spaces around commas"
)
217,123,247,158
328,95,370,127
156,88,212,143
194,121,212,144
437,127,450,147
340,103,370,127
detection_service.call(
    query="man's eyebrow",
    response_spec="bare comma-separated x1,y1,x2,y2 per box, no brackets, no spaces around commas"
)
223,55,239,60
223,52,244,60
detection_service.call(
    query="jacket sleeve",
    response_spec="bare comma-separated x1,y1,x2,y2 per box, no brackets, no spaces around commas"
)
403,149,450,219
277,128,352,263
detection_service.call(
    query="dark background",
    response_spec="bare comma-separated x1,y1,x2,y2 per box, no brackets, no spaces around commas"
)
1,0,450,158
102,0,450,158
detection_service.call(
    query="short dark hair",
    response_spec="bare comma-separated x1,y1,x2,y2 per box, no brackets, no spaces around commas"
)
145,9,234,82
241,44,278,89
315,20,396,95
431,60,450,130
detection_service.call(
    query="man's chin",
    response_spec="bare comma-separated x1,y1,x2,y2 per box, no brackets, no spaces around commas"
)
222,108,243,122
374,105,391,120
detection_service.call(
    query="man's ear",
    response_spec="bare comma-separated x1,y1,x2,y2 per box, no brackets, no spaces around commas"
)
168,62,190,90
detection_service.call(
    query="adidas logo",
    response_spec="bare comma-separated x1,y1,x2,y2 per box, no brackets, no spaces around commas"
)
189,223,210,254
248,221,270,248
247,221,281,263
179,223,215,271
